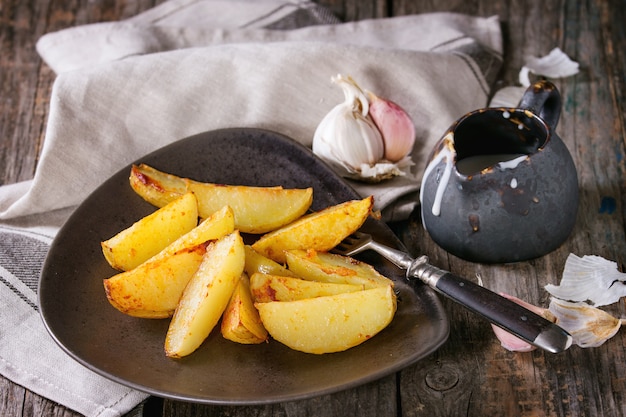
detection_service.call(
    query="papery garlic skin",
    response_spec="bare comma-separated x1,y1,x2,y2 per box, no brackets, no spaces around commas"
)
312,75,384,176
492,253,626,352
545,254,626,307
359,156,413,179
548,298,623,348
519,47,580,87
368,92,416,162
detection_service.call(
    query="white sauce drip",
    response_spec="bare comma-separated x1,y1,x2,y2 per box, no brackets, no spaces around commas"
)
420,134,455,216
510,178,518,188
497,154,528,170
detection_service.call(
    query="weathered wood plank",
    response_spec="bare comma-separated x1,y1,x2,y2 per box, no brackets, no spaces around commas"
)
0,0,48,184
161,376,397,417
0,375,26,417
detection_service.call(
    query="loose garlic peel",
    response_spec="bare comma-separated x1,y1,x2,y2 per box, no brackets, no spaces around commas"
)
492,254,626,352
548,298,624,348
543,254,626,348
545,254,626,307
312,74,416,183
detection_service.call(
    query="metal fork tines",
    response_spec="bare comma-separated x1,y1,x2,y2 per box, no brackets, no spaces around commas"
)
332,232,415,270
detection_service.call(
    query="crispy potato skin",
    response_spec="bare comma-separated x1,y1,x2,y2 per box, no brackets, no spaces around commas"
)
129,164,313,233
243,245,294,277
251,196,373,264
101,192,198,271
103,245,207,318
285,249,393,289
249,272,363,303
256,285,396,354
165,231,246,358
221,273,268,344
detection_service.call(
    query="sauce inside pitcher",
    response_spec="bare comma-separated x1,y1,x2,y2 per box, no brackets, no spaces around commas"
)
452,108,547,174
455,153,527,175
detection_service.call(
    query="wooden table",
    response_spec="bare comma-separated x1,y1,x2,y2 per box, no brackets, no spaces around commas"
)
2,0,625,416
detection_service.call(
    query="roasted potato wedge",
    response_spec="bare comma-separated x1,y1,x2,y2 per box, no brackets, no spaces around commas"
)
129,164,313,234
103,205,235,318
150,205,235,259
165,231,245,358
101,192,198,271
251,196,374,264
285,250,394,289
221,273,268,344
249,272,363,302
244,245,294,278
129,164,186,209
104,245,207,318
256,285,397,354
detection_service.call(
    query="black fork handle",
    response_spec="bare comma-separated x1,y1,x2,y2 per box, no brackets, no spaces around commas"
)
407,259,572,353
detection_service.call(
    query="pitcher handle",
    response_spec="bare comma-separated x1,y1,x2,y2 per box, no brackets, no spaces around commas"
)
517,80,561,130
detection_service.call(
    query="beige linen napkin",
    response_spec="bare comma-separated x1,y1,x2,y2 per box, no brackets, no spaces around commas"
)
1,1,503,222
0,1,502,416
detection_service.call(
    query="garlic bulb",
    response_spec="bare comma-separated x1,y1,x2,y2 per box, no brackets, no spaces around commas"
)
312,75,384,174
312,74,415,182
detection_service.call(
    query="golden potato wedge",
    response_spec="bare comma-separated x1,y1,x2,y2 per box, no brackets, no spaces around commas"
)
244,245,294,278
103,205,235,318
251,196,374,264
129,164,186,207
165,232,245,358
285,250,394,289
157,205,235,258
129,164,313,234
256,285,397,354
221,273,268,344
186,180,312,234
249,272,363,303
101,192,198,271
104,245,207,318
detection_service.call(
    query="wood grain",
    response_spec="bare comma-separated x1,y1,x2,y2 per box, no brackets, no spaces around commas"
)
1,0,625,416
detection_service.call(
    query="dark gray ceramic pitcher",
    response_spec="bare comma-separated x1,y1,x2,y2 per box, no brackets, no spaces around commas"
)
420,80,579,264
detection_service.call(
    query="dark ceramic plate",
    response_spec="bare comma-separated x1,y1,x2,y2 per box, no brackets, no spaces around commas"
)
39,128,449,405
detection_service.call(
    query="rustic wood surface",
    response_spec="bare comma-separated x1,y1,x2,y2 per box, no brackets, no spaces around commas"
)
1,0,625,416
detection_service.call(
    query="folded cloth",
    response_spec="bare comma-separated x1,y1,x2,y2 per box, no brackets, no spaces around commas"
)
2,8,503,222
0,1,502,416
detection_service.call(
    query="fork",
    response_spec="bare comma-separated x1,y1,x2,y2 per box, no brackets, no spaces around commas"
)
333,232,573,354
